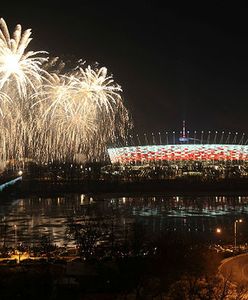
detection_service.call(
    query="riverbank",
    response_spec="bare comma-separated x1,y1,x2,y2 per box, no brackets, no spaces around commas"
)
2,177,248,198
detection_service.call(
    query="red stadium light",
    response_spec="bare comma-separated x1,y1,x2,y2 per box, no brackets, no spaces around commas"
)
108,144,248,164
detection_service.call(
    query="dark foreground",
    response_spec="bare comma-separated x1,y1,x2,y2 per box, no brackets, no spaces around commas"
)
0,242,223,300
1,243,248,300
1,178,248,298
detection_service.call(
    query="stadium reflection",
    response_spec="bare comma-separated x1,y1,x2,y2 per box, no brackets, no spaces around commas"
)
0,194,248,247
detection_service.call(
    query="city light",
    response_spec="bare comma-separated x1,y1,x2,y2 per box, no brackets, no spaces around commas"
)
216,228,222,234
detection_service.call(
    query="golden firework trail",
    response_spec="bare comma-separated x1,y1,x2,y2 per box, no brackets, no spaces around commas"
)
0,18,130,169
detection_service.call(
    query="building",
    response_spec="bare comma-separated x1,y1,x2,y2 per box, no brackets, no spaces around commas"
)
107,122,248,179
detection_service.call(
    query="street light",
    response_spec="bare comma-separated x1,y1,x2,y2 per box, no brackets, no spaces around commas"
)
234,219,243,250
215,228,222,245
14,224,17,248
216,228,222,234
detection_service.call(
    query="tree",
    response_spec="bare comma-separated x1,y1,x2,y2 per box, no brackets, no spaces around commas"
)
40,235,57,260
165,274,248,300
66,216,107,260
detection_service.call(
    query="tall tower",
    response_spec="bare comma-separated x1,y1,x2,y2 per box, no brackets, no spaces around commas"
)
182,120,186,139
179,120,188,143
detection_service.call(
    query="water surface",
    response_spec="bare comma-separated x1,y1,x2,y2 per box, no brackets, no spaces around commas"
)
0,194,248,247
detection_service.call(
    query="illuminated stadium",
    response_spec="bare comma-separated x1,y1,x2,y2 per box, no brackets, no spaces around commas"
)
108,123,248,168
108,144,248,165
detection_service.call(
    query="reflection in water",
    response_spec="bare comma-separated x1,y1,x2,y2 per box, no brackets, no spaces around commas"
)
0,194,248,247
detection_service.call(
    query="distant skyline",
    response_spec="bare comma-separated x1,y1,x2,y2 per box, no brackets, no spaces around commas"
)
1,2,248,134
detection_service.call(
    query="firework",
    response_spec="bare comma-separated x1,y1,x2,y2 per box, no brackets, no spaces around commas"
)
0,18,47,98
0,18,130,169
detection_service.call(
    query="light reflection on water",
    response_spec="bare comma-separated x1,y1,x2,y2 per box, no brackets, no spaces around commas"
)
0,194,248,247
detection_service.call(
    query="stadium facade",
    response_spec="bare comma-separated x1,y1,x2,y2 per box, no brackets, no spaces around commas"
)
108,144,248,164
108,122,248,166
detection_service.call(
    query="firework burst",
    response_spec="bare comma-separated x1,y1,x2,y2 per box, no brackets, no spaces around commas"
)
0,18,47,98
0,18,130,169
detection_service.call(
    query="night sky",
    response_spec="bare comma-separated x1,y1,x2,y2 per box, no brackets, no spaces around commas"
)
1,1,248,135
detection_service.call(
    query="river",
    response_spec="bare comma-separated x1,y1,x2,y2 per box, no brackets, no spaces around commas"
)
0,194,248,248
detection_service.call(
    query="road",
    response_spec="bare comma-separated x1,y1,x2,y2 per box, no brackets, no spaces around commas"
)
219,253,248,284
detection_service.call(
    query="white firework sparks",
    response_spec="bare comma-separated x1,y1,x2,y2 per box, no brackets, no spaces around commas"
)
0,18,130,168
0,18,47,98
76,66,122,113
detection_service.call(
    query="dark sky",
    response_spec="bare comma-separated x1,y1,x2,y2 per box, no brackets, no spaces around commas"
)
1,1,248,134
